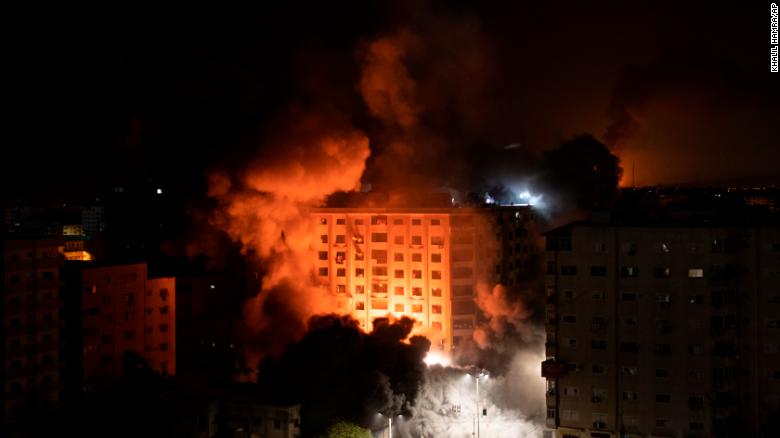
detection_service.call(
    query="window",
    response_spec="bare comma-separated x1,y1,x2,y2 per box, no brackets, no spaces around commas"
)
563,290,574,299
394,253,404,262
689,396,704,410
654,344,672,355
371,250,387,264
688,268,704,278
412,304,423,313
372,266,388,277
566,338,577,348
655,394,671,403
562,315,577,323
371,300,388,310
590,266,607,276
431,321,442,331
394,303,404,312
159,324,169,333
355,301,365,310
320,234,328,244
335,235,346,244
160,342,169,352
354,219,364,225
411,219,422,226
621,266,639,277
160,289,169,301
393,218,403,225
689,295,704,304
159,306,169,315
371,215,387,225
394,235,404,245
688,344,704,355
394,270,404,279
655,369,669,378
412,270,422,279
592,364,606,374
431,219,441,226
337,268,346,277
336,218,345,225
620,342,638,352
42,271,54,281
412,287,422,297
432,305,442,314
453,318,474,329
412,253,422,262
547,408,556,419
562,409,579,421
622,242,638,255
356,268,365,277
320,217,328,225
355,285,365,294
318,267,328,276
453,267,473,278
123,330,135,340
689,422,704,431
431,236,444,246
621,366,638,376
411,235,422,245
654,267,671,278
431,253,442,263
622,292,637,301
431,270,442,280
336,285,346,294
592,291,606,300
622,391,638,400
431,287,442,297
394,286,404,296
318,251,328,260
592,340,607,350
563,386,579,397
371,233,388,242
560,266,577,276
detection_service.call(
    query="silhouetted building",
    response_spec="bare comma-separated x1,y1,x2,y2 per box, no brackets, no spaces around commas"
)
1,237,64,424
80,263,175,392
542,218,780,437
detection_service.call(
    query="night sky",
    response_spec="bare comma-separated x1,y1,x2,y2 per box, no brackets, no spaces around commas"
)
5,1,778,202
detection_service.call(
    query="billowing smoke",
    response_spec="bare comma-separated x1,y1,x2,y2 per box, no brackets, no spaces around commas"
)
207,107,370,373
256,315,430,437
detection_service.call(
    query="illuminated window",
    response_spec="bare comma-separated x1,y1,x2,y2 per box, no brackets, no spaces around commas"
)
336,285,346,293
355,301,365,310
394,270,404,279
355,268,364,277
688,268,704,278
412,287,422,297
431,287,442,297
431,270,442,280
431,305,442,314
431,321,442,331
371,300,388,310
412,304,423,313
412,270,422,279
395,303,404,312
431,253,442,263
371,215,387,225
394,286,404,296
355,285,365,294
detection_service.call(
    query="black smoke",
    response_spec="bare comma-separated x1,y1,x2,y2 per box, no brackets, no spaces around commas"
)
256,315,430,437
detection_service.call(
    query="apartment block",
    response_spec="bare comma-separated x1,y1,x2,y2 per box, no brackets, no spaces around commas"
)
1,237,64,423
312,206,539,351
542,221,780,437
81,263,175,391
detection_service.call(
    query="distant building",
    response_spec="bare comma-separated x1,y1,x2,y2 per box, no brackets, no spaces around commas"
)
312,206,540,351
542,219,780,437
80,263,175,392
1,237,64,423
219,388,301,438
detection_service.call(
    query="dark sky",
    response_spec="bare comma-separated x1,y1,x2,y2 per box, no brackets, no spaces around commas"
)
5,1,778,202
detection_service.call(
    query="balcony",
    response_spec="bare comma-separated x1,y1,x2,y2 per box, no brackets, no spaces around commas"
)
541,359,567,379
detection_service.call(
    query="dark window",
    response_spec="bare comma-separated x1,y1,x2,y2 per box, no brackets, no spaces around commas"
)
411,219,422,226
412,287,422,297
335,235,346,244
159,324,169,333
318,267,328,276
431,270,442,280
412,235,422,245
160,343,169,352
431,236,444,246
655,394,671,403
394,253,404,262
562,315,577,323
431,253,442,263
653,267,671,278
355,285,364,294
371,250,387,264
394,235,404,244
560,266,577,276
320,235,328,244
621,267,639,277
431,219,441,225
372,266,388,277
336,218,346,225
160,289,169,301
431,287,442,297
355,301,365,310
453,267,473,279
412,253,422,262
355,268,364,277
590,266,607,276
336,268,346,277
371,233,388,242
394,270,404,279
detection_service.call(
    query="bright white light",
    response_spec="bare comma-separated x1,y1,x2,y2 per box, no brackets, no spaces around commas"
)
517,190,543,206
424,351,452,367
156,188,163,195
484,193,496,205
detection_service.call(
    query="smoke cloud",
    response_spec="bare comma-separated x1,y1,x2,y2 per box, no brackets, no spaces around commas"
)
207,107,370,373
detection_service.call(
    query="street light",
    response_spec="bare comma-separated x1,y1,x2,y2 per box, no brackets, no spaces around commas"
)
470,369,488,438
377,412,401,438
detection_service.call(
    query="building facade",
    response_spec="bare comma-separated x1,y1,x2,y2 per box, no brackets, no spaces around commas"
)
543,222,780,437
312,206,538,351
81,263,175,391
1,237,64,423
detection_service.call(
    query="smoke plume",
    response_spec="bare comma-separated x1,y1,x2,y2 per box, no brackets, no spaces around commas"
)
207,107,370,373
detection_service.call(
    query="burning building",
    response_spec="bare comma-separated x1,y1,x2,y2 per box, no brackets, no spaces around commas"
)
312,204,541,353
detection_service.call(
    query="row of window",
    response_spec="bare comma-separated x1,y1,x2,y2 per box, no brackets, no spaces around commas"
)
321,266,474,279
547,237,746,255
320,216,443,226
549,264,706,278
318,250,447,263
320,234,446,245
354,301,443,315
345,285,443,297
550,409,706,431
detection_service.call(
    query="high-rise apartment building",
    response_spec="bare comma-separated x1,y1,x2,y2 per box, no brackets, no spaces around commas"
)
81,263,175,391
312,206,539,351
1,237,64,423
542,220,780,437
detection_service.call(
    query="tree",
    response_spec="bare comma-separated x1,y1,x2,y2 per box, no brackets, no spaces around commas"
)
322,421,373,438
